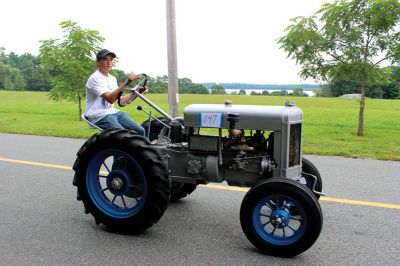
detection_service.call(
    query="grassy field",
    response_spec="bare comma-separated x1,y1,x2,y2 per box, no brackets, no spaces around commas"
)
0,90,399,161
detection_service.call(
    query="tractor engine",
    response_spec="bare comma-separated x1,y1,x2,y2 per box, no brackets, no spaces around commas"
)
162,100,303,187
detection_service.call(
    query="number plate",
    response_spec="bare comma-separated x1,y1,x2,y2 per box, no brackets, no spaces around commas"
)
199,112,224,128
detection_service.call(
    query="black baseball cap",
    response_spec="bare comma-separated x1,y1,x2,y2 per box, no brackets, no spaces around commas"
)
96,49,116,60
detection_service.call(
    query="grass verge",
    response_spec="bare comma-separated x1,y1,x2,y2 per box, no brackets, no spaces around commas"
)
0,90,399,160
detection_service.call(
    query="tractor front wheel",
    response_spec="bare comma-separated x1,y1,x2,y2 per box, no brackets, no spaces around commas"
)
240,178,323,257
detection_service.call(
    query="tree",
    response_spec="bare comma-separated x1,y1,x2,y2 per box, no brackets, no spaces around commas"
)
239,89,247,95
368,84,384,98
278,0,400,136
382,66,400,98
324,80,361,97
178,77,209,94
147,75,168,93
7,52,51,91
0,48,26,90
39,20,104,120
270,90,288,96
0,63,26,90
0,47,6,63
210,84,226,94
291,87,308,97
111,69,128,85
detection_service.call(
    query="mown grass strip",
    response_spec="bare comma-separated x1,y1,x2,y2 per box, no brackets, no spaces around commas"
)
0,91,399,160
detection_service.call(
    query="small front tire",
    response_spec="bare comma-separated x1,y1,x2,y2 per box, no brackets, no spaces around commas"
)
240,178,323,257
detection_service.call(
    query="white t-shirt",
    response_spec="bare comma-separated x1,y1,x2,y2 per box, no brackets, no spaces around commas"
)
85,70,120,123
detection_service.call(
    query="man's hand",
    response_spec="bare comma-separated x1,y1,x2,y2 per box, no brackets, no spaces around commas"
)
127,72,139,81
137,85,148,94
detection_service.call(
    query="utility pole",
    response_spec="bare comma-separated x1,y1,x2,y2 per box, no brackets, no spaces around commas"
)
166,0,179,117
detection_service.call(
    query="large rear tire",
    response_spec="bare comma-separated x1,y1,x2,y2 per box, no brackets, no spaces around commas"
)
240,178,323,257
73,129,170,233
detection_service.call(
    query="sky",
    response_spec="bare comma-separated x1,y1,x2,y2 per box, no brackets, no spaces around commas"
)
1,0,326,84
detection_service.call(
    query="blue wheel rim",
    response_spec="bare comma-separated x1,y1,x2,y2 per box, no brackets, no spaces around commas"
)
252,194,307,246
86,149,147,219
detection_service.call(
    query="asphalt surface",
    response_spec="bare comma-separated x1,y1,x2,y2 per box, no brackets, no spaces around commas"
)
0,133,399,265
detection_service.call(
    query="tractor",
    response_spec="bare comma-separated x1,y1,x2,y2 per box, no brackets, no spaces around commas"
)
73,74,323,257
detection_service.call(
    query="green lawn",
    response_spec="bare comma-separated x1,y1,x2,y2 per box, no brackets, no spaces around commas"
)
0,90,399,160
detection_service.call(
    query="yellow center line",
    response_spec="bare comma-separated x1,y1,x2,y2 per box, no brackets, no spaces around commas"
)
201,184,400,210
0,157,72,170
319,197,400,210
1,156,399,210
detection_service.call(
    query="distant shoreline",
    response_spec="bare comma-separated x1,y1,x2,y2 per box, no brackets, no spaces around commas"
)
222,88,316,96
203,82,320,91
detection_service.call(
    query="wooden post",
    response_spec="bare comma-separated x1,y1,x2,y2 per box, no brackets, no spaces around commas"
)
166,0,179,117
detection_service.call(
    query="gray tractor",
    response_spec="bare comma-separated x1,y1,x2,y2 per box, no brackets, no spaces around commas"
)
73,75,323,257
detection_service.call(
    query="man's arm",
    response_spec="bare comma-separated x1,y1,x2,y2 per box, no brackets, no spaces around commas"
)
102,80,131,104
102,73,139,104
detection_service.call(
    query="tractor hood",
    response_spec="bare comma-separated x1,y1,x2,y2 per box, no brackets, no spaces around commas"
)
183,102,303,130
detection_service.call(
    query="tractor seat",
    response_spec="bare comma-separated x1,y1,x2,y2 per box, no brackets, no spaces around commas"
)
81,114,102,130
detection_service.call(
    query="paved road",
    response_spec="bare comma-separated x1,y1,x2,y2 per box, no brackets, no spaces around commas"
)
0,133,399,265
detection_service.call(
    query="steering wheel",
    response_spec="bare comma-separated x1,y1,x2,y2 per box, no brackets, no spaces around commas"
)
118,74,148,107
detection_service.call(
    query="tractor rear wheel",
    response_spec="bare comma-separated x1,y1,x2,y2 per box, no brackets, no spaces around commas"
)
73,129,170,233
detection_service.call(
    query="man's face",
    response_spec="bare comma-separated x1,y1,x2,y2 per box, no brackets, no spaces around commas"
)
97,56,114,73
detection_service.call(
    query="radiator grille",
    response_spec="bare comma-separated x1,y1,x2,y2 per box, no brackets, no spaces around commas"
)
289,124,301,167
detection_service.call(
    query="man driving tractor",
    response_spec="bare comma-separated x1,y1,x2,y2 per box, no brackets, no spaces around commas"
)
84,48,147,135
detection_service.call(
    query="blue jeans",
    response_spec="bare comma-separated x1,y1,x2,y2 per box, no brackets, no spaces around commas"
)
95,111,145,136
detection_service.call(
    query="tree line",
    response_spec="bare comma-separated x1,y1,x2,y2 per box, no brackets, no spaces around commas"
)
0,46,317,98
0,48,315,97
0,47,210,94
2,45,398,99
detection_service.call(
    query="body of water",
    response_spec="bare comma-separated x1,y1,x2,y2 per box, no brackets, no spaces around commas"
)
223,89,316,96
